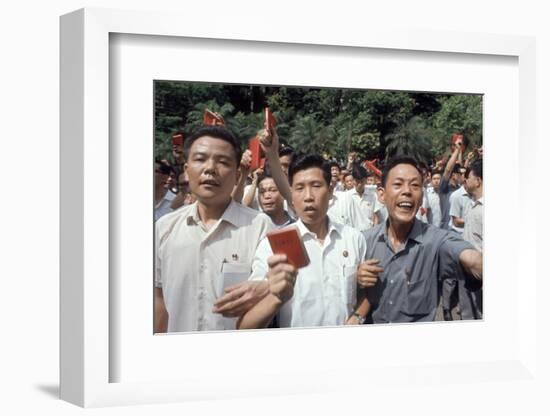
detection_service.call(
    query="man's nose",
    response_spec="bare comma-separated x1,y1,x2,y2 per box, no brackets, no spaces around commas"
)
304,187,314,201
203,158,216,172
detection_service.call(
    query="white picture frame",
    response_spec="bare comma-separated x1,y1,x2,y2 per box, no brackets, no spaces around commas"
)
60,7,539,408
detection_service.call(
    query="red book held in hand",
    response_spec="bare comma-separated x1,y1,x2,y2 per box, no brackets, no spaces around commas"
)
267,226,310,269
248,136,265,171
203,108,225,126
264,107,277,131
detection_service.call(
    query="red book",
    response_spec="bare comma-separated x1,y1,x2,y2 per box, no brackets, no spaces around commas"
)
248,136,265,171
450,133,466,153
203,109,225,126
264,107,277,131
171,133,184,146
362,159,382,178
267,226,310,269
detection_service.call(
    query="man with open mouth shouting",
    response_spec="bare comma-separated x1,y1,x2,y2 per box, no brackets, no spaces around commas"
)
360,156,483,324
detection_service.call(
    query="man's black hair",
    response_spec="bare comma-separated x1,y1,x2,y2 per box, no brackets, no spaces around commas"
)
155,159,174,175
183,125,242,165
327,161,341,171
351,163,368,181
279,145,295,158
451,163,463,175
469,159,483,180
381,156,423,187
288,154,332,187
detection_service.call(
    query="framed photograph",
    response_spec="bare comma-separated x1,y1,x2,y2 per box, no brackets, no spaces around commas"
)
60,7,538,408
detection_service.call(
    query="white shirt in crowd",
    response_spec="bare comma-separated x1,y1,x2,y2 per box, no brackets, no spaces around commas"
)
425,186,442,227
448,186,474,233
155,200,273,332
250,219,367,328
154,189,176,221
463,197,483,251
348,187,375,230
328,190,371,232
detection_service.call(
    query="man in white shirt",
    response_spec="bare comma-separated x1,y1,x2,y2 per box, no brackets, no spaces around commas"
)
154,126,273,333
448,184,474,233
347,164,375,230
238,154,376,329
257,173,294,228
154,160,176,221
425,169,442,227
463,160,483,318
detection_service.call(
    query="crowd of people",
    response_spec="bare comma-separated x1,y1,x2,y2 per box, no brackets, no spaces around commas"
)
153,121,483,333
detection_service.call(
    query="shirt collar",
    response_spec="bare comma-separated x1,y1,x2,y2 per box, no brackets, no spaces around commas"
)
185,200,245,228
295,217,342,240
379,218,424,244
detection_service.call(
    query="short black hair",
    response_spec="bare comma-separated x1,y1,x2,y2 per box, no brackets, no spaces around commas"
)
257,170,274,186
381,156,423,187
279,145,295,158
452,163,464,175
288,154,332,187
183,126,242,165
469,159,483,180
351,163,368,181
327,161,341,171
155,159,174,175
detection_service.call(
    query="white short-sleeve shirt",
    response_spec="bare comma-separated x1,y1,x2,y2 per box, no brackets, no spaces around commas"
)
154,189,176,221
448,186,474,233
250,219,367,328
348,188,375,230
328,190,371,232
155,200,273,332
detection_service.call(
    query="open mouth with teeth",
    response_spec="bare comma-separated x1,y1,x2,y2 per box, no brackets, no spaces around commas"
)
396,201,414,211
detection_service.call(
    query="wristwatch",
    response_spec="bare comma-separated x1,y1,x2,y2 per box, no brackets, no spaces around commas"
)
352,312,366,325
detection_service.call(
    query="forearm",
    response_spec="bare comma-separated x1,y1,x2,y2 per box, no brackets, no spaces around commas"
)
354,289,371,318
443,148,460,180
265,152,293,208
232,168,249,202
242,181,257,207
459,249,483,280
452,216,465,228
154,288,169,333
237,293,282,329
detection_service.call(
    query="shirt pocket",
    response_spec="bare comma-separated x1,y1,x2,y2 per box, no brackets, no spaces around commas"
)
220,261,251,296
402,278,432,317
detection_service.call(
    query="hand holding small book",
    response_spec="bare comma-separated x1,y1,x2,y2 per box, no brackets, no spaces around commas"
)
266,254,298,304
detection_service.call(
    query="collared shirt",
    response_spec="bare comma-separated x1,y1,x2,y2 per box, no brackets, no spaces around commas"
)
155,200,273,332
426,187,441,227
438,177,459,229
154,189,176,221
348,188,375,230
362,219,473,323
448,186,474,233
463,197,483,252
328,190,371,232
250,219,367,327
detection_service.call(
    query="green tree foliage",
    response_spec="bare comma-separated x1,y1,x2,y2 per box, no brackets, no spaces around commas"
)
432,95,483,156
154,81,482,166
384,116,434,164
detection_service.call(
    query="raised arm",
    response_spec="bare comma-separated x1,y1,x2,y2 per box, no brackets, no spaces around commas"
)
232,149,252,202
443,145,461,181
259,128,293,210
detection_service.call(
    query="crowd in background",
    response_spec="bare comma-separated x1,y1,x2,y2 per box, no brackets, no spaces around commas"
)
154,115,483,332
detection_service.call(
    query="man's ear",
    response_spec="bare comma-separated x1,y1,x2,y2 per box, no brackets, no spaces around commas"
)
378,188,386,205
